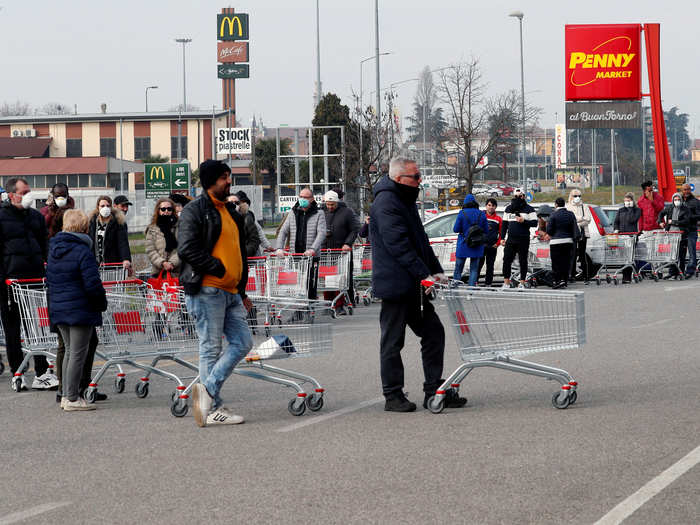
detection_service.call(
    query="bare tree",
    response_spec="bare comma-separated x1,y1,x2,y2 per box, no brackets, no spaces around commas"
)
36,102,71,115
437,58,540,192
0,100,31,116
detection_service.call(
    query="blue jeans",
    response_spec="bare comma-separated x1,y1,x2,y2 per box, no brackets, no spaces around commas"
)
453,257,481,286
685,230,697,275
185,287,252,410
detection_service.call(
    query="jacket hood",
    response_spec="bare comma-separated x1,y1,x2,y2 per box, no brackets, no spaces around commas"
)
672,192,682,201
50,231,93,259
373,175,398,198
463,194,478,208
88,207,127,225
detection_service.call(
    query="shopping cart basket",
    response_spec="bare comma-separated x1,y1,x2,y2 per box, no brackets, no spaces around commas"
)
524,238,552,287
246,256,269,299
635,230,683,281
99,262,129,282
422,281,584,413
317,249,352,316
5,279,57,391
268,253,314,298
237,296,334,416
352,244,373,306
430,240,457,273
0,322,5,375
590,233,638,285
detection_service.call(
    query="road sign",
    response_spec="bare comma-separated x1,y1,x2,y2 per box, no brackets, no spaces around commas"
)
526,191,534,203
217,64,249,79
145,163,190,198
690,183,696,192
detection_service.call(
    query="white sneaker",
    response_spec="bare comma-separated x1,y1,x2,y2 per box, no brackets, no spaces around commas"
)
60,397,68,409
32,373,59,390
10,375,28,392
206,407,244,426
192,383,213,428
518,283,526,289
501,283,510,289
63,398,96,411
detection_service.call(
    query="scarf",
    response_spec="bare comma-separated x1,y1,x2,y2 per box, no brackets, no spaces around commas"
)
156,215,178,253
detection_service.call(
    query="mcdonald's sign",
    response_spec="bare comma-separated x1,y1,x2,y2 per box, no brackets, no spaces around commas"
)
217,13,249,41
145,162,189,198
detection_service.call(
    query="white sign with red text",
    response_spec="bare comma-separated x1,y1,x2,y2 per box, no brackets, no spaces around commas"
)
555,124,567,169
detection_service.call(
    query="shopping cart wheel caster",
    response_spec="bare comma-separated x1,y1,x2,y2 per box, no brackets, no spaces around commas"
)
613,278,618,286
330,309,338,320
347,305,354,316
288,397,306,416
0,361,4,376
606,276,611,284
568,390,578,405
654,273,660,282
426,395,445,414
84,389,96,403
306,394,324,412
551,391,571,409
170,399,188,417
135,382,149,399
114,377,125,393
13,376,22,393
363,297,371,306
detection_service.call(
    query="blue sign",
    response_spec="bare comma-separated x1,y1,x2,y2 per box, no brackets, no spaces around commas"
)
690,183,695,192
526,191,534,202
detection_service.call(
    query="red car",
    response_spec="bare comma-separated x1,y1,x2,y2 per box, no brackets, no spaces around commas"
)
491,183,516,196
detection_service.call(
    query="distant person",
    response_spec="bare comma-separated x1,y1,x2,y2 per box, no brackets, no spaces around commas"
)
275,187,326,256
452,194,488,286
658,192,692,277
169,193,193,218
227,191,261,257
113,195,133,216
614,192,642,283
88,196,131,273
638,180,665,232
501,188,538,288
477,198,502,287
40,182,75,239
566,189,592,282
680,183,699,277
546,198,578,289
145,198,180,277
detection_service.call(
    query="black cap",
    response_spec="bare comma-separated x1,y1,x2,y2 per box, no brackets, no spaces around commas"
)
234,190,250,205
114,195,133,206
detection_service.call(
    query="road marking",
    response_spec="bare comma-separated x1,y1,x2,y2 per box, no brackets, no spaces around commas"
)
629,318,671,329
593,444,700,525
0,501,71,524
276,397,383,433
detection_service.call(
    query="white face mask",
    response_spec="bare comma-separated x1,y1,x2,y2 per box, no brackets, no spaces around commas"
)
54,197,68,208
624,200,633,208
21,193,34,209
573,196,581,204
99,206,112,218
673,200,681,207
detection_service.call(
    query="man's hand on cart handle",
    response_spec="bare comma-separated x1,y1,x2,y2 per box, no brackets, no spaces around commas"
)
342,244,352,252
433,273,447,283
304,249,316,256
243,296,253,312
275,249,285,257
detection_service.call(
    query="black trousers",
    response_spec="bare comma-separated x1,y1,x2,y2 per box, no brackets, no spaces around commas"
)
379,291,445,396
477,246,498,285
0,285,48,376
56,328,99,394
502,239,529,281
550,243,573,284
570,238,589,280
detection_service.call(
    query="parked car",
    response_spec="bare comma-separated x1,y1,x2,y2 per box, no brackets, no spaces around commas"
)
416,201,439,217
526,179,542,193
490,182,516,196
472,184,502,197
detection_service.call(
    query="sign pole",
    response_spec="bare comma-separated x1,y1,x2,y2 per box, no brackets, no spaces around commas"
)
611,129,615,204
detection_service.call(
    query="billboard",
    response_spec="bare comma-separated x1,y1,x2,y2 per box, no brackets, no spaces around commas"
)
565,24,642,101
217,128,252,154
555,124,567,169
145,163,190,198
217,41,249,63
217,13,249,41
566,101,642,129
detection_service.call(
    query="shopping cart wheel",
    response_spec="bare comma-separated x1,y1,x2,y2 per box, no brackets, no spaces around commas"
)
613,278,618,286
606,275,611,284
362,296,371,306
114,377,125,393
170,399,189,417
305,394,324,412
84,388,96,403
568,390,578,405
135,381,149,399
551,391,571,409
347,305,354,316
288,397,306,416
426,395,445,414
595,278,601,286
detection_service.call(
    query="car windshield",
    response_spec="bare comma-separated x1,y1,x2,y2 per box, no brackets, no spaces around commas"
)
590,205,612,228
424,214,457,237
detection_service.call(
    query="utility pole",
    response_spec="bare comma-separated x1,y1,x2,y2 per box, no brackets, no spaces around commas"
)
315,0,322,108
175,38,192,162
374,0,381,157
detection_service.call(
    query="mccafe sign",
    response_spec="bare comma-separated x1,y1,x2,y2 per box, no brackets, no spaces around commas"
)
565,101,642,129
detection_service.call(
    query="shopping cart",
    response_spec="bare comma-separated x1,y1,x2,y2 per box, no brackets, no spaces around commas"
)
268,253,314,298
422,281,584,413
524,237,551,287
430,240,457,274
4,279,57,391
0,320,6,375
246,256,269,299
237,296,334,416
352,244,373,306
635,230,684,281
99,262,129,282
317,249,352,317
590,233,638,285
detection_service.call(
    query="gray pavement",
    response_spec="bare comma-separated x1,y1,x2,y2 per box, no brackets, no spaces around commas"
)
1,279,699,524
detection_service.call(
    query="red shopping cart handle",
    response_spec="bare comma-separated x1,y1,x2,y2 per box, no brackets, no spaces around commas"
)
102,279,145,286
421,279,435,287
248,256,267,261
5,278,45,285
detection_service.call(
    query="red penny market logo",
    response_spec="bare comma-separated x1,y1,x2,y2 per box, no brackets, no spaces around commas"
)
568,36,636,87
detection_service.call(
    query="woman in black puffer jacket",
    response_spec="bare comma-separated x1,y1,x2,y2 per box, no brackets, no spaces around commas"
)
614,192,642,283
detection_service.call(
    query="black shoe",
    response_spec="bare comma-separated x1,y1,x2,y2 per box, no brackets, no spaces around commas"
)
56,393,62,403
423,389,468,409
93,391,108,402
384,392,416,412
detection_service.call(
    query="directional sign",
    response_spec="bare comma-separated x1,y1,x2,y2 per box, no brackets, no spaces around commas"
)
690,183,696,192
526,191,534,203
217,63,249,79
145,163,190,198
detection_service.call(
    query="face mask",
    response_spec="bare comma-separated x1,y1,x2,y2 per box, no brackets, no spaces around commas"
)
673,200,681,207
624,201,633,208
0,192,7,202
55,197,67,208
573,196,581,204
99,206,112,218
21,193,33,209
298,198,309,208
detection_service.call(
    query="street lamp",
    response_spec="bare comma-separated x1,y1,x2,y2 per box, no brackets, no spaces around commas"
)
509,10,526,191
175,38,192,162
145,85,158,112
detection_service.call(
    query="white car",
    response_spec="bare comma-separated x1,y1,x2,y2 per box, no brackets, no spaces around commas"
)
471,184,502,197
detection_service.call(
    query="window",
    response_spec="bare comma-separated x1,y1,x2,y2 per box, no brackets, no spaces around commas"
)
45,175,57,188
170,136,187,160
68,175,78,188
79,174,90,188
134,137,151,160
91,174,106,187
108,174,122,191
424,213,458,239
100,138,116,158
66,139,82,158
33,175,46,189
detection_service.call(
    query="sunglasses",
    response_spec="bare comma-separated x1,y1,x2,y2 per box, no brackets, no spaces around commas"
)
401,173,421,181
160,207,174,212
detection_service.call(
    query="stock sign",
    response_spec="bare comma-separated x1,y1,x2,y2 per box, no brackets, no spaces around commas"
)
565,24,642,101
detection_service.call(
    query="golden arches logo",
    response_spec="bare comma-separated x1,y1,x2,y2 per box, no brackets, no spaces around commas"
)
149,166,165,180
219,16,244,38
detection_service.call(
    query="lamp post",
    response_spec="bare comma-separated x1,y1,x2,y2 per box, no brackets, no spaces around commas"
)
509,10,526,192
315,0,322,108
175,38,192,162
145,85,158,112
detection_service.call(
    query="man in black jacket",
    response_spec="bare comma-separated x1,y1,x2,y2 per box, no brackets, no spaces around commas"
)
322,190,359,310
228,190,261,257
658,192,693,277
501,189,538,288
0,178,57,391
178,160,252,427
546,198,579,288
681,183,699,277
370,158,466,412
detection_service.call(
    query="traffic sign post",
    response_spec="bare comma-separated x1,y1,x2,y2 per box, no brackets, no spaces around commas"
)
145,163,190,198
526,191,534,203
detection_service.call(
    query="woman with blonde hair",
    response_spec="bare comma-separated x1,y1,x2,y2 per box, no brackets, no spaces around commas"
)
565,188,592,282
145,197,180,277
87,195,131,271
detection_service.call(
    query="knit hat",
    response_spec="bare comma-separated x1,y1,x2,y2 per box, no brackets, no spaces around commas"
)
324,190,339,203
235,190,250,205
198,160,230,189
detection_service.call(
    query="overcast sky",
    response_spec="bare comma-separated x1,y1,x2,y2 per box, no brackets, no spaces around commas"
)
1,0,698,138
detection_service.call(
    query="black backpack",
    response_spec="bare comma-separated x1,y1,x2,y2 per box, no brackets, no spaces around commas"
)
465,224,486,248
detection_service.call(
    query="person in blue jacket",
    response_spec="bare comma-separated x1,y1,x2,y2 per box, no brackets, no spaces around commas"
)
452,194,489,286
46,210,107,412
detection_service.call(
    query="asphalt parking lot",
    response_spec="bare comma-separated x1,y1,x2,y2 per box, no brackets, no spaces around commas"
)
1,278,698,524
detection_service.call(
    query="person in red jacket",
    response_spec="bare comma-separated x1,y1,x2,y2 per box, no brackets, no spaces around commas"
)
637,180,665,232
477,198,503,286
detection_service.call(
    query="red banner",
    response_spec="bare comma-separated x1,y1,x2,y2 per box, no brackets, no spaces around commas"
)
565,24,642,101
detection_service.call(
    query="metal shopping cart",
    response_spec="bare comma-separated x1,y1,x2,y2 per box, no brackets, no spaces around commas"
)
635,230,684,281
0,319,6,375
99,262,129,282
423,281,584,413
590,233,638,285
268,253,315,298
317,249,352,317
237,296,334,416
4,279,57,391
430,240,457,274
352,244,374,306
524,237,552,287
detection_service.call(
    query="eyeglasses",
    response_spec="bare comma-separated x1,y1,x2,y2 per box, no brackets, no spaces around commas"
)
159,207,174,212
401,173,421,181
